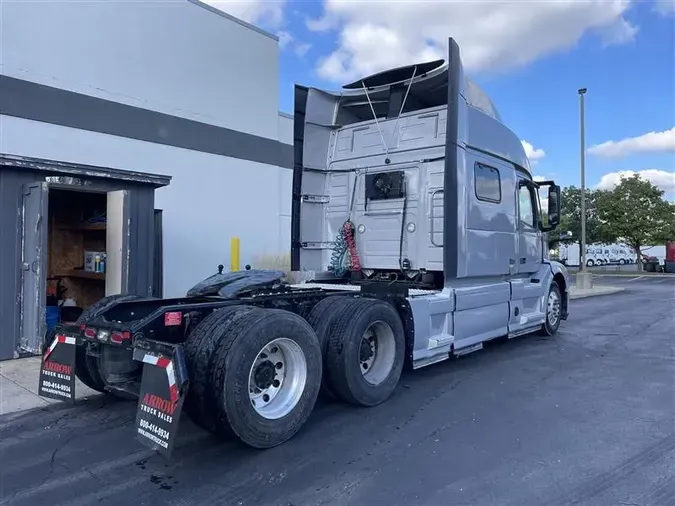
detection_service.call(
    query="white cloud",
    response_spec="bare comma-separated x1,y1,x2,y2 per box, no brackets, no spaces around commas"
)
597,17,639,47
310,0,637,83
522,140,546,165
654,0,675,16
274,30,311,57
294,42,312,58
596,169,675,193
587,127,675,158
277,30,294,49
202,0,287,28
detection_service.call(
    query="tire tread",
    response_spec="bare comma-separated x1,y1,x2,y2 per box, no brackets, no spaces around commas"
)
184,305,255,431
325,297,405,407
209,308,322,448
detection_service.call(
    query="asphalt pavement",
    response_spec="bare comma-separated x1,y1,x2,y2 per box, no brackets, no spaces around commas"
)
1,276,673,506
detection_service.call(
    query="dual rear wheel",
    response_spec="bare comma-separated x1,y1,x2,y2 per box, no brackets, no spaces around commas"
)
184,297,406,448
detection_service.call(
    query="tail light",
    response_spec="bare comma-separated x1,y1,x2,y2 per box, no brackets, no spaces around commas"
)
110,330,132,344
83,327,96,339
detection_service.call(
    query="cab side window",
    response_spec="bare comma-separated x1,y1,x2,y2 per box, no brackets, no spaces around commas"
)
518,185,535,227
474,163,501,203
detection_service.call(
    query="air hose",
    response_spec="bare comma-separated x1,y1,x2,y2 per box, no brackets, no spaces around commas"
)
329,220,361,276
344,221,362,272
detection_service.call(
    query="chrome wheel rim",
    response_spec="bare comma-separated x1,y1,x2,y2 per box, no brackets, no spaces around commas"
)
358,321,396,386
547,290,561,328
248,338,307,420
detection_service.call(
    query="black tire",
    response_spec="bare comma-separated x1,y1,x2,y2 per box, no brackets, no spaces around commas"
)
209,308,322,448
74,294,145,398
305,295,356,399
325,298,405,407
183,305,256,431
538,281,562,336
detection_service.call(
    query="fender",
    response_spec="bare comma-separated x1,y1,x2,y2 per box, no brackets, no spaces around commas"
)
545,259,571,320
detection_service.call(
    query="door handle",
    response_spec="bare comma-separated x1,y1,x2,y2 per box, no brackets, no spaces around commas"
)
520,258,527,264
31,260,39,273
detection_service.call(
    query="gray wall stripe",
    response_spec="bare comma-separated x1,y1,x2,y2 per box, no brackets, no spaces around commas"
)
0,75,293,169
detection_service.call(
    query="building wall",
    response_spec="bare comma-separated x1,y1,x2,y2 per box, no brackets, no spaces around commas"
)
0,166,157,360
1,115,293,298
279,113,295,146
1,0,281,140
0,0,296,301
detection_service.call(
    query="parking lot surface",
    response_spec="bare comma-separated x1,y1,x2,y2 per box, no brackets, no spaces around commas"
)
0,276,673,506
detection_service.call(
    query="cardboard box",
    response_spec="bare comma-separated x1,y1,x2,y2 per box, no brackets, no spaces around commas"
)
84,251,106,273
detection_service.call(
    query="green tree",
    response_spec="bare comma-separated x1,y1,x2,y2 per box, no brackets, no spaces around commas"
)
554,185,614,253
597,174,675,270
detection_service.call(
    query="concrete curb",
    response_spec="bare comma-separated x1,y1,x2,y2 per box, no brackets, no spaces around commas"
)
590,273,675,278
569,286,626,300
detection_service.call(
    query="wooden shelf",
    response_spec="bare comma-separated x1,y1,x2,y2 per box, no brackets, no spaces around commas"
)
80,223,106,231
55,270,105,281
56,223,106,232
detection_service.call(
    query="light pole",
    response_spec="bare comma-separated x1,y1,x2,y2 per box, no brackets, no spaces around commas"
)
578,88,587,273
576,87,593,289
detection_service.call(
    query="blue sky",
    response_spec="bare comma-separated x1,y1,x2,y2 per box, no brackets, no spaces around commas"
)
212,0,674,197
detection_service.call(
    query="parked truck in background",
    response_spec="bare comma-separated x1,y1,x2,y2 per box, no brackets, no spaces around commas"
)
38,38,570,457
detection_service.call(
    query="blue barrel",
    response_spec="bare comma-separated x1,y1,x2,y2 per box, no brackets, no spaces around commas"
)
45,306,61,331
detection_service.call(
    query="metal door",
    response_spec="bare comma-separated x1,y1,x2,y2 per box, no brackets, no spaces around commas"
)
516,178,542,274
152,209,164,298
106,190,129,296
20,182,48,354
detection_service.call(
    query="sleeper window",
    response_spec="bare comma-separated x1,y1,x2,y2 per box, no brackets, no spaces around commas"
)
518,186,535,227
474,163,501,203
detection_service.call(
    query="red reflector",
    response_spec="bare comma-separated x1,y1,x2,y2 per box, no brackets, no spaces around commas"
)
164,311,182,326
80,323,86,331
111,330,132,344
84,327,96,339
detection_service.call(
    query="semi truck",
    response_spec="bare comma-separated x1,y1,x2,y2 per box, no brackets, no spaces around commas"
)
38,38,570,457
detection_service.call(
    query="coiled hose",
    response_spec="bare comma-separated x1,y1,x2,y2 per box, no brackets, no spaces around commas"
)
329,220,361,276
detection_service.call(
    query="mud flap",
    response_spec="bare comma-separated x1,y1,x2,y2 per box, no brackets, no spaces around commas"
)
132,345,189,458
38,334,77,402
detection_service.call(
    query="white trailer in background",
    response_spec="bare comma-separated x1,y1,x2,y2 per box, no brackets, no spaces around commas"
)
640,245,666,264
559,242,637,267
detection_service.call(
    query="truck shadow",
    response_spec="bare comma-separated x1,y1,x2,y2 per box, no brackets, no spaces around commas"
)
0,330,556,506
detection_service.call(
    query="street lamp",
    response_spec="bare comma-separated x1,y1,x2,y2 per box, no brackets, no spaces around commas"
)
576,87,592,289
578,88,587,273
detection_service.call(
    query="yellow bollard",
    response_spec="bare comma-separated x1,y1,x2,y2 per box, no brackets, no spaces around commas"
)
230,237,240,272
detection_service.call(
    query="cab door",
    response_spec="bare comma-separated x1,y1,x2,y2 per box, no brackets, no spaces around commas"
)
516,177,542,274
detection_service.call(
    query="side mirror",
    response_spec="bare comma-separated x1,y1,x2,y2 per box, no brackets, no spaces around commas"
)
547,185,561,228
534,180,561,232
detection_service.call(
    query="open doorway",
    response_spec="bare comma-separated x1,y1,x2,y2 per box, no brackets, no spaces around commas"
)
46,189,109,325
20,184,127,355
